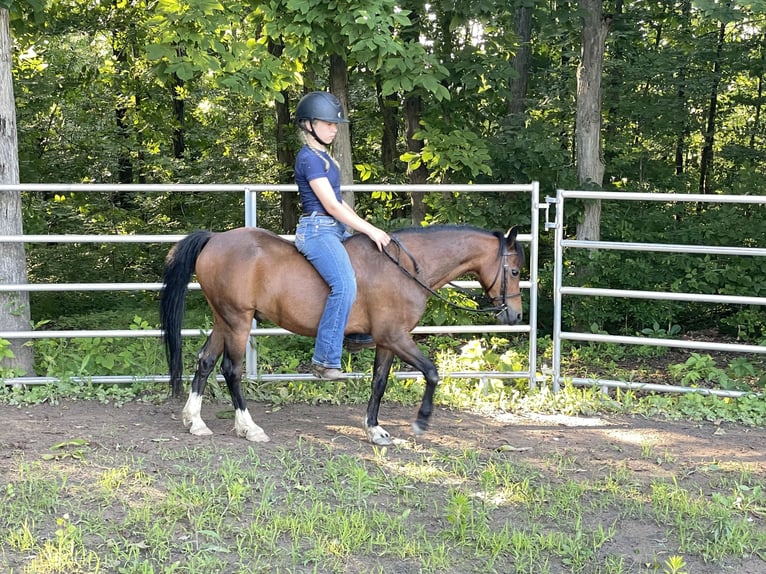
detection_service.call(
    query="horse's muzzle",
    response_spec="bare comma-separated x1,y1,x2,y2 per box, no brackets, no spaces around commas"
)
496,307,523,325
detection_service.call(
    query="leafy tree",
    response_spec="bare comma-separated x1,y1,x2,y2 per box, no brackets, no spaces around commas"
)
5,0,766,338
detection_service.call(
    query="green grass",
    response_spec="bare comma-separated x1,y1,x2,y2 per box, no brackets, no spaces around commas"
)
1,435,764,573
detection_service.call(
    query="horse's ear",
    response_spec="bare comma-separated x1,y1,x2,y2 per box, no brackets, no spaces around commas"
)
505,226,518,243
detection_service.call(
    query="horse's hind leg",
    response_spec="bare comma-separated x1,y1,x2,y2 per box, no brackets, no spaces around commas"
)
182,330,223,436
221,325,270,443
364,349,396,446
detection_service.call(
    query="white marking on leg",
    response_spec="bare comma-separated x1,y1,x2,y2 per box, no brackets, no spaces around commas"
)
234,409,270,442
364,423,393,446
182,392,212,436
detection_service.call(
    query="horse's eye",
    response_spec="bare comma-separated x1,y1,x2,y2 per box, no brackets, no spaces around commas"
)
510,269,520,277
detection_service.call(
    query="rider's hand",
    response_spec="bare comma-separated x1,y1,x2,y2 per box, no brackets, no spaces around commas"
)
368,227,391,251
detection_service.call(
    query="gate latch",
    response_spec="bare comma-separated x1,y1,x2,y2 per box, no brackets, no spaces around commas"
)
543,196,558,231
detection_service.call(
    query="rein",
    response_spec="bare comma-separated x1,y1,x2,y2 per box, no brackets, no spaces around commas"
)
382,235,520,317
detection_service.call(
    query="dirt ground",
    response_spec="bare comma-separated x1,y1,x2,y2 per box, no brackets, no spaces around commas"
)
1,398,765,573
3,397,763,473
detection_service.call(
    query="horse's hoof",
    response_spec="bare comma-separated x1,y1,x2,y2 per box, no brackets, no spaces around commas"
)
412,421,427,437
189,422,213,436
243,428,270,442
365,425,393,446
233,410,270,442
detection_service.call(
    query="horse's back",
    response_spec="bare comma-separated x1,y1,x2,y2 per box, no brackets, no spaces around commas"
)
196,228,310,301
192,225,424,337
201,227,292,258
194,227,331,333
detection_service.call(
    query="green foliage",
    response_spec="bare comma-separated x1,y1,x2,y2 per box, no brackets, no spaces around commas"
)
33,316,168,379
0,338,25,379
402,122,492,182
668,353,765,392
636,391,766,426
252,332,314,375
642,322,682,338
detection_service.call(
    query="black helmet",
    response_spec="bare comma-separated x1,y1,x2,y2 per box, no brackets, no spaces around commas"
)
295,91,349,124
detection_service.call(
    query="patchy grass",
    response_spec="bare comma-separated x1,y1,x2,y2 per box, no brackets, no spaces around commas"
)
0,399,764,574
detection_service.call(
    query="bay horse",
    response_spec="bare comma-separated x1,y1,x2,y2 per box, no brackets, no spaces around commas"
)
159,224,524,446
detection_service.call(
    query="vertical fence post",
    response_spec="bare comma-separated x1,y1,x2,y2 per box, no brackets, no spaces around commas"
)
527,181,541,389
244,187,258,379
551,189,565,392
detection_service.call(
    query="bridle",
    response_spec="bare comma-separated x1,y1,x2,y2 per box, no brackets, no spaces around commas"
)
484,244,522,315
382,235,521,317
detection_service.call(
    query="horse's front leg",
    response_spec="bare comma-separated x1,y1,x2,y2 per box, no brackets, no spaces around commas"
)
412,358,439,437
221,346,270,443
390,337,440,438
182,333,221,437
364,348,395,446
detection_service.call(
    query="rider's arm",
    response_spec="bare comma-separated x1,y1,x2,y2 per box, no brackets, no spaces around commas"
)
309,177,390,251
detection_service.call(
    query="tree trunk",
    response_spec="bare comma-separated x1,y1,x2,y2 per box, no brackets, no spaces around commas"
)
400,0,428,225
674,0,691,175
276,89,298,233
698,20,726,194
376,80,399,171
270,41,298,233
0,9,35,376
575,0,610,241
329,54,354,208
404,93,427,225
751,67,763,150
674,65,689,175
113,28,134,185
507,5,532,117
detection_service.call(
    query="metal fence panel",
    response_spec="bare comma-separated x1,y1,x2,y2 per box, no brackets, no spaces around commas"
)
0,183,541,388
547,189,766,397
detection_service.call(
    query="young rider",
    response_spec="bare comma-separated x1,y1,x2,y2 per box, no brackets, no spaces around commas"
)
293,91,391,380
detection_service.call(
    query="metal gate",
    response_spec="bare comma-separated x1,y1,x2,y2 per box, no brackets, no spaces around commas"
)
545,189,766,397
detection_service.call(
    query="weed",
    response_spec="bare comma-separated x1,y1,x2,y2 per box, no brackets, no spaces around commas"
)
642,322,682,338
0,435,762,573
663,555,688,574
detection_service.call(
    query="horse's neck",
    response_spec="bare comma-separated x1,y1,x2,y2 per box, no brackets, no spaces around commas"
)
418,236,483,287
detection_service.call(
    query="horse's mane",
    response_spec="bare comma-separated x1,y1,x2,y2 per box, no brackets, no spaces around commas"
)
392,224,506,249
391,224,499,238
391,224,525,267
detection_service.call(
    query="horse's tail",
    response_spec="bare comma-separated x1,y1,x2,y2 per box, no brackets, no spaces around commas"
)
160,231,213,398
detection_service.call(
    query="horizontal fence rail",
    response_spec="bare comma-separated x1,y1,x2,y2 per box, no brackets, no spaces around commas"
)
548,189,766,398
1,182,541,389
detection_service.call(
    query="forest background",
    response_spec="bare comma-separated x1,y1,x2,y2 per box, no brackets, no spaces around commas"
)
1,0,766,378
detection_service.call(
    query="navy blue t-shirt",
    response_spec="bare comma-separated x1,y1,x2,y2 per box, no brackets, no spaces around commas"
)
295,145,342,214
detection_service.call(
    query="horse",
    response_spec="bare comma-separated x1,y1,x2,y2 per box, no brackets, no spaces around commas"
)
159,224,525,446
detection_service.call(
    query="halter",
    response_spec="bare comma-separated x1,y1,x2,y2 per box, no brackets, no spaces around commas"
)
383,235,521,317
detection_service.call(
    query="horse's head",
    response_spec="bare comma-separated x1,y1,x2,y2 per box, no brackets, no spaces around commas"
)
482,226,525,325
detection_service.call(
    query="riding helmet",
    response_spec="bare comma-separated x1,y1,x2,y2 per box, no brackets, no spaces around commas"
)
295,91,349,124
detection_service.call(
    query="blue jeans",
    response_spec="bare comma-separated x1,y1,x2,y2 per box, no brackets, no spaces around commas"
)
295,214,356,369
